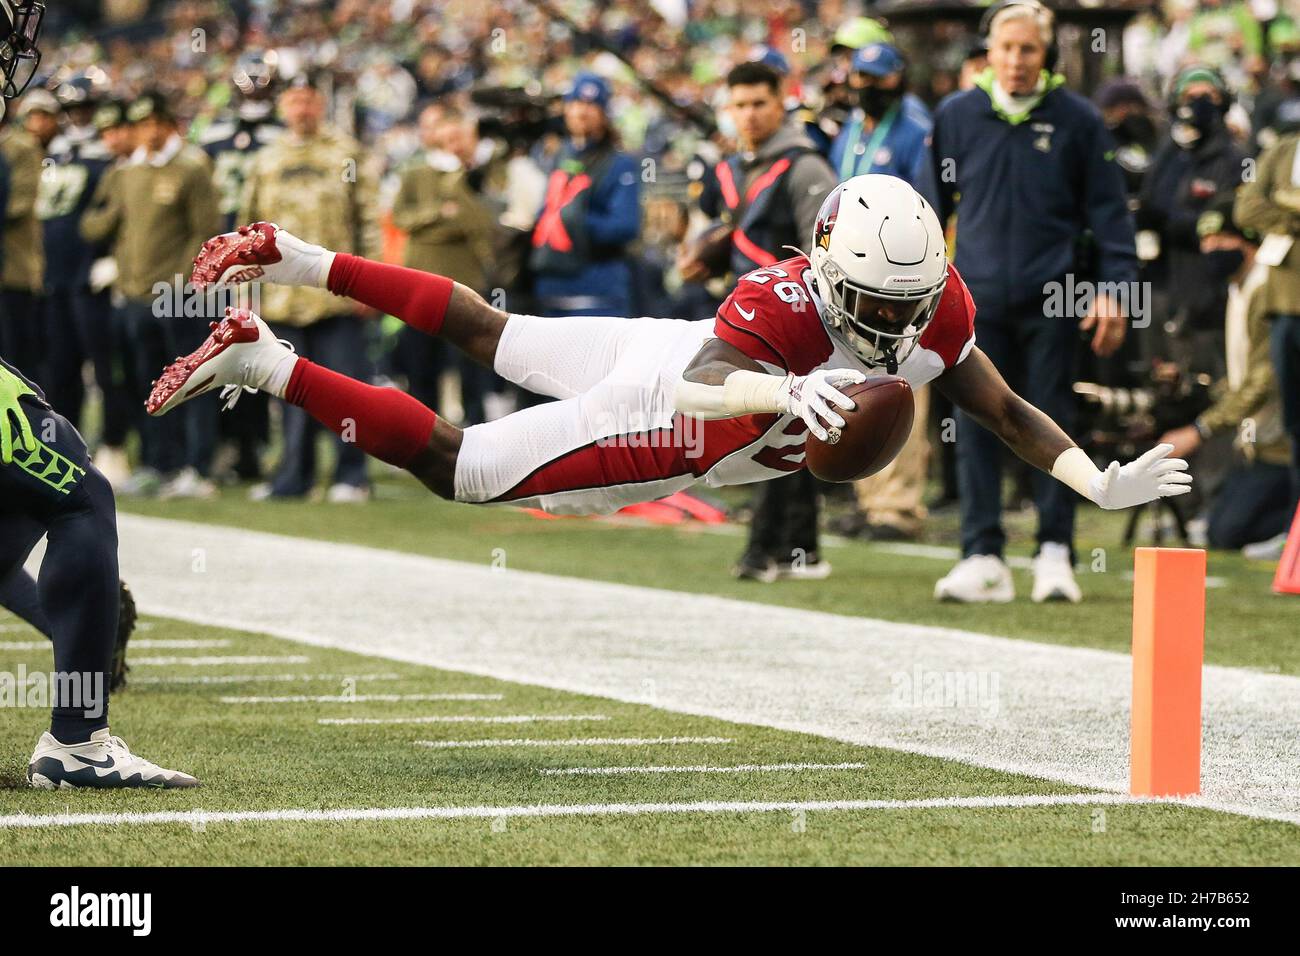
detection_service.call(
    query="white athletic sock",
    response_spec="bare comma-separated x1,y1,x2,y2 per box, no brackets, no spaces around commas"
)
263,351,300,399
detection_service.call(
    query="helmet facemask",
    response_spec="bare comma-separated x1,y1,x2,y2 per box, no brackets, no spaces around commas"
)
816,254,946,375
0,1,43,100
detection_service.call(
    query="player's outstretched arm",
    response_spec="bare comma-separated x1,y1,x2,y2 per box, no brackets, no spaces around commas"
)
936,347,1193,509
674,338,865,442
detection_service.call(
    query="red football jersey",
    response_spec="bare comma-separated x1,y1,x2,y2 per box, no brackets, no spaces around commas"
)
712,255,975,378
691,255,976,486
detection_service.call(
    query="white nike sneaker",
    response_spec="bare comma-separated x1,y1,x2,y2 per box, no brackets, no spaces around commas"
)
146,308,297,417
191,221,332,289
27,728,200,789
934,555,1015,603
158,466,218,500
326,482,371,504
1031,542,1082,603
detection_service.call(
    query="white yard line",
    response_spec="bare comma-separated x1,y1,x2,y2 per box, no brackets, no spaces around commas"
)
540,762,869,776
0,638,234,651
120,639,234,649
0,793,1156,830
414,736,732,749
130,655,311,666
221,693,503,704
85,515,1300,826
131,673,401,686
320,714,606,726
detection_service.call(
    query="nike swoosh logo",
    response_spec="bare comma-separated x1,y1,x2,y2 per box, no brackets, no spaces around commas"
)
735,305,756,322
72,753,115,769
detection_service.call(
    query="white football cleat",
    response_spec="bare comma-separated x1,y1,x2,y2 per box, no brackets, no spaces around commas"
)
190,221,332,290
1031,543,1082,603
146,308,296,417
27,728,199,789
934,555,1015,603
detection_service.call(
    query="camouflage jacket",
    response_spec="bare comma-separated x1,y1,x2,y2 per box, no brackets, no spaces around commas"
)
78,136,220,303
240,125,379,326
0,127,44,292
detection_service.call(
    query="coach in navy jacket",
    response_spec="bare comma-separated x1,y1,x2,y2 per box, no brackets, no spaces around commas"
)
927,1,1138,604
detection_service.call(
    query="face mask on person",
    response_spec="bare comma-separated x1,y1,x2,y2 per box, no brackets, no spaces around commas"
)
1113,113,1157,147
1171,95,1222,148
858,84,902,121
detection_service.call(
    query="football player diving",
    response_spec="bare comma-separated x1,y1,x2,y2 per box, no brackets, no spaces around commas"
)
149,175,1191,601
0,0,198,788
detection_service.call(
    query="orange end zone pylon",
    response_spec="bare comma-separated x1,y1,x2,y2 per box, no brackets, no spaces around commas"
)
1130,547,1206,797
1271,502,1300,595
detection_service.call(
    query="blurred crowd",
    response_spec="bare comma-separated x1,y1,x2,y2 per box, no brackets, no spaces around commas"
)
1,0,1298,590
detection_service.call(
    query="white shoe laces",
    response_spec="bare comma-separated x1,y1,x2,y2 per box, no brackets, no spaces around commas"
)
217,336,296,411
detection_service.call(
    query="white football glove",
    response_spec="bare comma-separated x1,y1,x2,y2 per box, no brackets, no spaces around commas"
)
776,369,867,442
1088,443,1193,510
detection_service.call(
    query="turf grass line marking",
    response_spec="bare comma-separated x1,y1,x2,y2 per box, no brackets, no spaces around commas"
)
321,713,607,726
414,735,732,749
105,515,1300,827
0,792,1156,830
130,655,311,666
131,672,402,686
0,638,234,651
539,761,870,776
222,693,504,704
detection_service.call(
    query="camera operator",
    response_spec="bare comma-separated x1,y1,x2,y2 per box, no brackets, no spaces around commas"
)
1158,198,1292,553
1234,128,1300,559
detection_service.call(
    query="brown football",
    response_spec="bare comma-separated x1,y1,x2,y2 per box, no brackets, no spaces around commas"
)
685,221,734,279
805,376,914,483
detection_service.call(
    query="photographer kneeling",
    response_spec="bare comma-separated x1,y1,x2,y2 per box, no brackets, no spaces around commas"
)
1158,199,1293,553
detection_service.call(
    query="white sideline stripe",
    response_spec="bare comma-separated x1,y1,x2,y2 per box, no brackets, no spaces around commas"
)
0,793,1153,830
321,713,606,726
415,736,732,749
131,655,311,666
222,693,504,704
0,639,236,655
124,639,234,649
540,761,869,776
99,515,1300,828
132,673,402,686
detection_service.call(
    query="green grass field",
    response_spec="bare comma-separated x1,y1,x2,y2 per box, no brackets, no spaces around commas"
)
1,617,1295,866
0,475,1293,865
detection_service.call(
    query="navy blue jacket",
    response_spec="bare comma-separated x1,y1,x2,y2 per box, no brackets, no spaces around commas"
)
38,131,114,293
928,73,1138,318
531,138,641,316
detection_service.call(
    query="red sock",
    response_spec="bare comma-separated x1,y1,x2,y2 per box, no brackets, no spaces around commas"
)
327,254,454,336
284,359,438,468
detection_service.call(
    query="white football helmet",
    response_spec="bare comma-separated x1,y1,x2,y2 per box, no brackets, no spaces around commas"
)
808,174,948,373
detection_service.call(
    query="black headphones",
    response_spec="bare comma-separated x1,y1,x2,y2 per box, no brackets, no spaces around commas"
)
979,0,1060,73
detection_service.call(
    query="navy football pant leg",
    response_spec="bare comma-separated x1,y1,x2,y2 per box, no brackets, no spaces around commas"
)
43,466,119,742
0,396,118,741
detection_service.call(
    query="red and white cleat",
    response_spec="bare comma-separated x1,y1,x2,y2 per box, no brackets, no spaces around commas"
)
190,221,332,290
146,308,295,417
